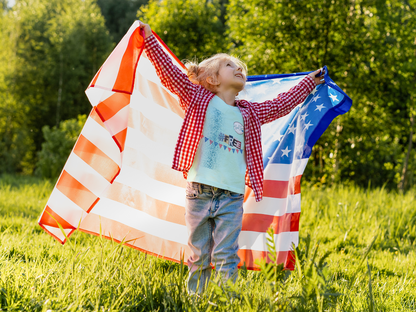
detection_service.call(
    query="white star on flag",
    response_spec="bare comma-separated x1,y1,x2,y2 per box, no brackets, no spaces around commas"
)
281,146,291,157
300,112,309,121
312,94,321,102
287,123,296,134
310,88,318,95
272,78,283,84
329,94,339,102
272,132,283,142
304,121,313,130
315,103,326,112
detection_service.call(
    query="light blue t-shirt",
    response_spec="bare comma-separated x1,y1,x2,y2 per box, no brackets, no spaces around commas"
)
187,95,246,194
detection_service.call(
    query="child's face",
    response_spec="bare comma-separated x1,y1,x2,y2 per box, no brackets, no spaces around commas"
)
216,59,246,92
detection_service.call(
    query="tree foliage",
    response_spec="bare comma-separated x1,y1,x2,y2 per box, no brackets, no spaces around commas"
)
0,0,112,174
137,0,229,61
96,0,149,44
36,115,86,179
0,2,34,173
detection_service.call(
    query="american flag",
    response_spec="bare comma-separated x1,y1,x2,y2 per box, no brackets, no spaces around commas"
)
38,21,352,270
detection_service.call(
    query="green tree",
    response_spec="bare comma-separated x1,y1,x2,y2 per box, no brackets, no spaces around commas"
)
97,0,149,44
0,3,35,173
36,115,86,179
0,0,113,174
333,0,416,189
137,0,229,61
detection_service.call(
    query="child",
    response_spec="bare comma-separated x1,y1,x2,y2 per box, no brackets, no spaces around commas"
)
139,21,325,293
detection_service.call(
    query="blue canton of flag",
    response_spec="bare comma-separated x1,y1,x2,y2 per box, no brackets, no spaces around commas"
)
238,66,352,269
241,66,351,169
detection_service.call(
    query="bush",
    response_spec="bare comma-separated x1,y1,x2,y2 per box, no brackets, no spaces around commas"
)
36,115,87,179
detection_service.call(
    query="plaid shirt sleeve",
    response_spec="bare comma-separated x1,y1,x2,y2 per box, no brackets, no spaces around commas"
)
250,75,316,125
144,34,198,111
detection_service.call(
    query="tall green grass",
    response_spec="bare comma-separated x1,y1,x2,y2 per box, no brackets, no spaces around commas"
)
0,174,415,311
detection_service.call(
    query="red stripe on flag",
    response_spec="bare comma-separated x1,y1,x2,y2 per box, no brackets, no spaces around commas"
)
112,27,145,94
56,170,97,212
285,250,296,270
73,134,120,183
244,188,252,203
112,128,127,152
38,224,69,244
39,206,76,229
262,175,302,198
238,249,295,270
90,107,106,127
79,212,190,262
241,212,300,234
96,92,131,121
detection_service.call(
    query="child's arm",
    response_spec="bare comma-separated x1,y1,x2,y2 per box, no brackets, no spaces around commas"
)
250,69,323,125
140,22,198,111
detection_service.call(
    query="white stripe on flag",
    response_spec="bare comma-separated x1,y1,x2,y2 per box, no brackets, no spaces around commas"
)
45,188,87,227
43,225,72,241
124,127,176,166
115,164,186,207
85,88,115,107
243,194,301,216
104,104,130,136
64,153,111,196
238,231,299,252
137,54,165,86
81,117,121,166
290,232,299,248
263,159,309,180
128,107,181,145
130,92,183,131
90,197,188,244
121,146,186,188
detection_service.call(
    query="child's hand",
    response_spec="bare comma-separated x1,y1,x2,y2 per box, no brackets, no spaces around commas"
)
138,21,152,38
308,68,325,85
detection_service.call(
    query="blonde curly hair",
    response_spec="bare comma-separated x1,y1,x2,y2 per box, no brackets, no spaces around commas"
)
184,53,247,93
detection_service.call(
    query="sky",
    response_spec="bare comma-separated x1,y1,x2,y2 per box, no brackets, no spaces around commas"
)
7,0,15,7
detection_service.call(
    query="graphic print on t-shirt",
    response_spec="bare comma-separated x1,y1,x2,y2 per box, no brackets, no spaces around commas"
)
200,107,245,170
233,121,244,135
218,132,242,149
203,107,222,170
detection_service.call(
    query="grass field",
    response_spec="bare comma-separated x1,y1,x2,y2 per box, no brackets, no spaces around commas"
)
1,174,416,311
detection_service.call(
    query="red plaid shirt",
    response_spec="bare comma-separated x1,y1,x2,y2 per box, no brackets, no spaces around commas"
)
144,34,316,202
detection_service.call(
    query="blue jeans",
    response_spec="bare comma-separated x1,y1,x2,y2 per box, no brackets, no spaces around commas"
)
185,182,244,294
